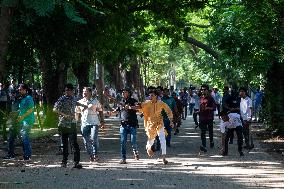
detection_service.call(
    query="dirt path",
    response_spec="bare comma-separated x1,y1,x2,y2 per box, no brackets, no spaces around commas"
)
0,116,283,189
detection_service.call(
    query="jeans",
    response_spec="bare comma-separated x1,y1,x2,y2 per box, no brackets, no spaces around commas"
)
163,118,172,146
81,124,99,156
199,120,214,147
120,124,138,160
189,103,195,115
8,121,32,158
60,126,80,164
224,126,243,154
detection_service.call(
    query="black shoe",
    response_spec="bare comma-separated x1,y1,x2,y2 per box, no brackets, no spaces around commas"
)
200,146,207,152
195,125,199,129
23,156,31,161
239,152,244,156
73,163,83,169
210,142,214,148
61,162,67,168
3,155,15,160
221,152,228,156
56,149,63,155
119,159,126,164
244,145,252,149
134,154,139,160
229,140,233,144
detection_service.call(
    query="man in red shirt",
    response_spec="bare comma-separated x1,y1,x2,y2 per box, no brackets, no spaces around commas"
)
199,84,216,152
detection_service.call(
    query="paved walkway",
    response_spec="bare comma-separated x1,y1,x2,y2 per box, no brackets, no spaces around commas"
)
0,116,283,189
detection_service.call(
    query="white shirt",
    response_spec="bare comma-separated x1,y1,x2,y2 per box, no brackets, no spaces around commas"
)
220,113,242,133
240,96,252,121
76,98,103,126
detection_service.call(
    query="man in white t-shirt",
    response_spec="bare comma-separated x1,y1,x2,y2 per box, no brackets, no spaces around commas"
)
76,87,105,162
219,111,244,156
239,87,254,149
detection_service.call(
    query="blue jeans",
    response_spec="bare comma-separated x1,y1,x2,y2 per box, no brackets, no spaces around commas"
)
120,124,138,160
163,118,172,146
8,121,32,159
81,124,99,156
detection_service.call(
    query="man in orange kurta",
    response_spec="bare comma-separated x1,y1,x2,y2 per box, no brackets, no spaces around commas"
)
139,90,173,164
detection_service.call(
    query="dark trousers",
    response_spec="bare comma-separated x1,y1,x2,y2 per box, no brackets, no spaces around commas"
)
199,120,214,147
224,126,243,154
193,109,199,125
242,121,253,147
60,126,80,164
182,104,188,119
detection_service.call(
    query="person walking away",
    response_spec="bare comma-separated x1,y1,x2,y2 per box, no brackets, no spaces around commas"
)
172,92,183,135
199,84,216,152
219,111,244,156
211,86,222,117
0,82,9,141
188,89,195,116
239,87,254,149
4,83,35,160
179,87,188,120
193,89,201,128
53,83,82,169
75,87,105,162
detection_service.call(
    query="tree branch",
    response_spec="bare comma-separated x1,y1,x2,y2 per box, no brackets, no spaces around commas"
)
183,27,219,59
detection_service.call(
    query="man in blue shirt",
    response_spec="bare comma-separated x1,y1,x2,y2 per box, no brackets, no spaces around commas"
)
4,83,35,160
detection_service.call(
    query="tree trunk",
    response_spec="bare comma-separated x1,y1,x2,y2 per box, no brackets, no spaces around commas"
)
265,61,284,135
72,62,90,97
94,61,105,105
0,7,13,81
40,52,68,128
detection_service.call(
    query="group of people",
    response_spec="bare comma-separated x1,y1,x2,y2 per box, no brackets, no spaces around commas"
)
2,82,259,169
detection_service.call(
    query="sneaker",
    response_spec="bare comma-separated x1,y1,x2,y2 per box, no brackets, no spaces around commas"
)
3,155,15,160
61,162,67,168
210,142,214,148
200,146,207,152
239,152,244,156
73,163,83,169
163,159,168,165
90,155,99,162
119,159,126,164
147,148,154,157
134,154,139,160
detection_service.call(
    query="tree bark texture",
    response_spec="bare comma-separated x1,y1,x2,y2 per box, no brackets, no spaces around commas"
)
0,7,13,81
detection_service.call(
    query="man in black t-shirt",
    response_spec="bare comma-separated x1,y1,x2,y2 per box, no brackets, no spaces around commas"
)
117,89,139,164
